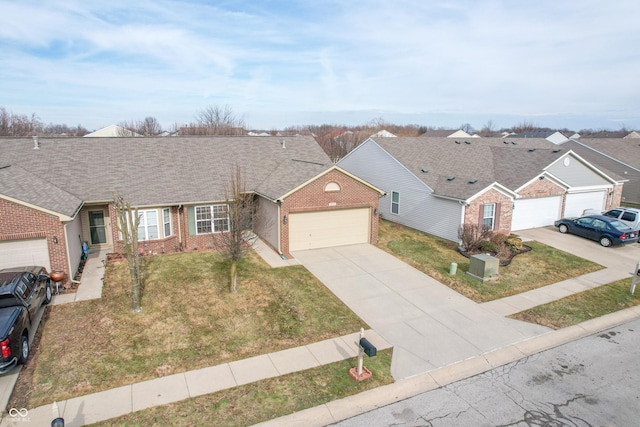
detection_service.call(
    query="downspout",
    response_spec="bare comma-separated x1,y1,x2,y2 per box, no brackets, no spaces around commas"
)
177,205,183,251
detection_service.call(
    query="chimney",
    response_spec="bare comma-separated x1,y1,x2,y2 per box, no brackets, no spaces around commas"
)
281,139,286,149
33,136,39,150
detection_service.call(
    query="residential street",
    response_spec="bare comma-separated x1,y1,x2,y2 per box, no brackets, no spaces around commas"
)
330,318,640,427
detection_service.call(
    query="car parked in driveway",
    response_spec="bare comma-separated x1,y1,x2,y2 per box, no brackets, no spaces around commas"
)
0,266,51,373
582,207,640,230
554,215,639,247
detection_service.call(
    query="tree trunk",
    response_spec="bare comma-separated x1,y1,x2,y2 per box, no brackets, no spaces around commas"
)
230,260,237,294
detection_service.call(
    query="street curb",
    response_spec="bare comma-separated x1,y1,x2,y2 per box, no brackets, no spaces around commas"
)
252,306,640,427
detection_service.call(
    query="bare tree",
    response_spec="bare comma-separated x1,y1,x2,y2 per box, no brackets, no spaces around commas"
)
217,165,258,293
113,194,142,312
194,105,246,135
459,123,474,134
479,120,497,137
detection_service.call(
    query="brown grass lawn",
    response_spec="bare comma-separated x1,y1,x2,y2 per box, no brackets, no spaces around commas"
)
376,220,603,302
11,250,366,409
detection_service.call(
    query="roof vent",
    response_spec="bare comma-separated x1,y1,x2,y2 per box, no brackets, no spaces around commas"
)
553,148,561,153
511,141,517,145
421,168,429,173
281,139,286,148
33,136,39,150
447,176,455,181
503,141,509,144
468,179,477,184
528,148,536,152
454,140,461,144
464,140,470,144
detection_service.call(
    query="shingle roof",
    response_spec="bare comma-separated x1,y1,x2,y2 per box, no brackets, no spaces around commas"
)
371,137,570,199
0,136,332,214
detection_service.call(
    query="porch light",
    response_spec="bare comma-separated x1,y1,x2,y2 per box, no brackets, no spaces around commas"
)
53,236,58,244
282,215,287,224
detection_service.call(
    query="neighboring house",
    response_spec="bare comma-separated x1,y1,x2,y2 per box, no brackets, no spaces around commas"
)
421,129,477,138
559,138,640,204
371,129,397,138
510,130,569,144
84,124,141,137
0,136,383,284
624,131,640,139
338,137,623,243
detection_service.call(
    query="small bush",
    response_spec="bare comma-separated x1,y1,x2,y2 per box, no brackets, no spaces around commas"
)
480,241,497,252
507,236,523,252
458,223,493,252
490,231,509,246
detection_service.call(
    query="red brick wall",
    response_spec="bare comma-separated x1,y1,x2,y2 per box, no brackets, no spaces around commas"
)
517,177,565,198
464,189,513,233
0,198,69,281
279,169,380,257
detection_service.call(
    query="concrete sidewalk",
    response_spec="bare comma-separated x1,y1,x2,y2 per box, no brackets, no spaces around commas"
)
3,330,391,427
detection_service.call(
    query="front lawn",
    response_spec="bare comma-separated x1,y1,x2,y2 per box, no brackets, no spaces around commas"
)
12,250,367,409
376,220,603,302
509,278,640,329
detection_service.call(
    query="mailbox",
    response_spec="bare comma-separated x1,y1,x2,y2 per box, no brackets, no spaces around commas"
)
359,338,377,357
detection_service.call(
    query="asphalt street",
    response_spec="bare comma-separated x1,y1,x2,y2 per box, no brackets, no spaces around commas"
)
330,318,640,427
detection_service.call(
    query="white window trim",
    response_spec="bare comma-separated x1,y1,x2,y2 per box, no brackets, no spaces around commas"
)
162,208,172,238
483,203,495,229
195,204,230,234
138,209,159,241
391,191,400,215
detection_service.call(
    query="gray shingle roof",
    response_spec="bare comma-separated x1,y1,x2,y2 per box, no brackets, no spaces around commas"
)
0,136,332,214
371,137,570,199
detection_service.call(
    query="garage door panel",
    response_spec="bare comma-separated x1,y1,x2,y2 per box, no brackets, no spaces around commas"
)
289,209,370,251
512,196,562,231
0,239,51,271
564,191,606,218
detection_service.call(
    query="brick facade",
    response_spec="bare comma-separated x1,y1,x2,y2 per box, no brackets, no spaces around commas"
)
0,198,69,282
279,169,380,257
464,189,513,233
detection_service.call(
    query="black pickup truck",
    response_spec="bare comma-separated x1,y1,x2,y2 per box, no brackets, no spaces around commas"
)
0,266,52,374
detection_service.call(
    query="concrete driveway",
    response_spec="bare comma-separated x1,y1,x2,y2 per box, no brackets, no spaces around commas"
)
292,244,549,380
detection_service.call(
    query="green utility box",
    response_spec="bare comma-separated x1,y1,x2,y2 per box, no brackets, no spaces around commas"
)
466,253,499,282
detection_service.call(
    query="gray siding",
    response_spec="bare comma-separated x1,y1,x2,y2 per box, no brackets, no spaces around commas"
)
339,140,462,242
548,155,610,187
254,196,279,250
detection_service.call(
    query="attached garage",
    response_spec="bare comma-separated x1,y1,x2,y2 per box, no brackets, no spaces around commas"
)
564,191,606,218
0,239,51,271
289,208,370,251
511,196,562,231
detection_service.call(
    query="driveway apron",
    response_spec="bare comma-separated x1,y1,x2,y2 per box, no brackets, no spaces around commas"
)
292,244,550,379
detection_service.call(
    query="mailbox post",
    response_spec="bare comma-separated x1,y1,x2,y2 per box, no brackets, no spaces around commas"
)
350,328,377,381
631,260,640,295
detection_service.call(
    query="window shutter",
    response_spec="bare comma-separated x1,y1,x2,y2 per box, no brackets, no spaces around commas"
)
494,203,501,230
187,206,196,236
478,204,484,226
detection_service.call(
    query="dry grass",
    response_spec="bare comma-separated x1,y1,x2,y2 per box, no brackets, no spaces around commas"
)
376,220,603,302
11,250,366,409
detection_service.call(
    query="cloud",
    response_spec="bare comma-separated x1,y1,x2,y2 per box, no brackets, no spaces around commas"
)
0,0,639,130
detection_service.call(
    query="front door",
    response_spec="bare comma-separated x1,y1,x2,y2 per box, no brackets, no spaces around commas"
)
89,210,107,244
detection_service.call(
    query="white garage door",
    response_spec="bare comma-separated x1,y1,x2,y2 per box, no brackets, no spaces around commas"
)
512,196,562,231
564,191,606,218
0,239,51,271
289,208,370,251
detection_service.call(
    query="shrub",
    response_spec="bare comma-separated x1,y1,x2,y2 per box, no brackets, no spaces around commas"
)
480,241,497,252
490,231,509,246
458,223,493,252
506,236,523,252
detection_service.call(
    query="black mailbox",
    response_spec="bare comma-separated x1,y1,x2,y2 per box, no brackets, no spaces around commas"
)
359,338,377,357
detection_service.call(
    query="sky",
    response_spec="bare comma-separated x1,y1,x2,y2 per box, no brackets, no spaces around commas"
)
1,0,639,132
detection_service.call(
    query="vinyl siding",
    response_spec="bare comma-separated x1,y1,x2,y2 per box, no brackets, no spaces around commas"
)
65,215,84,275
254,196,279,250
339,140,462,242
547,156,610,187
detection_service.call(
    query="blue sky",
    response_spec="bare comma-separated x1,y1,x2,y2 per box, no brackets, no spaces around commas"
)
1,0,639,132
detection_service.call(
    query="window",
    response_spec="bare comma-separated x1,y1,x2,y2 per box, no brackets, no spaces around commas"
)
483,204,495,229
391,192,400,215
621,211,637,222
196,204,229,234
324,182,341,192
163,208,172,237
138,210,159,241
